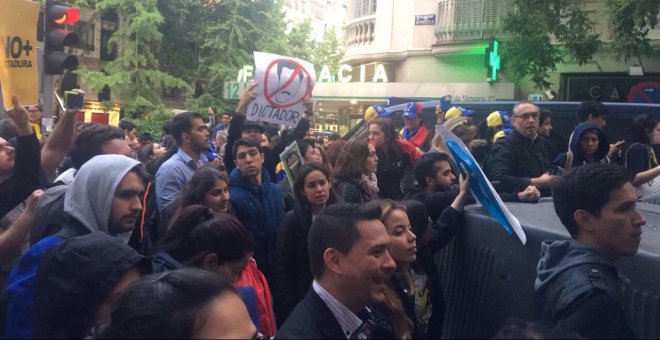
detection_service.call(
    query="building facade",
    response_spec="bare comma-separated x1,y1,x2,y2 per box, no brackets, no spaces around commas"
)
311,0,660,134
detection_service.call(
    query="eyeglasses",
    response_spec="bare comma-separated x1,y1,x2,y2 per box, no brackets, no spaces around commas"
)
512,112,540,120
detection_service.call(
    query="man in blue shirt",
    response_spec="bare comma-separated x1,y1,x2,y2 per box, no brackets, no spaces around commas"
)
155,112,209,215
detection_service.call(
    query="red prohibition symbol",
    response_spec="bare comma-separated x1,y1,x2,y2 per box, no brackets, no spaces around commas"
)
263,58,312,109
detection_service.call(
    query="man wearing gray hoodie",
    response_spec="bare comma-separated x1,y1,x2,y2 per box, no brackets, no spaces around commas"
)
4,154,148,338
535,164,645,338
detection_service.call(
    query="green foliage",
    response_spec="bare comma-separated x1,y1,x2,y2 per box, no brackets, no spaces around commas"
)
76,0,190,117
287,19,316,60
63,0,343,123
313,28,344,76
606,0,659,62
500,0,658,90
132,110,173,139
501,0,601,90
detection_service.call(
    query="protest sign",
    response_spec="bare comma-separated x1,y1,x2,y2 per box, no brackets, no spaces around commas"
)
247,52,315,128
435,123,526,244
279,141,303,190
0,0,40,109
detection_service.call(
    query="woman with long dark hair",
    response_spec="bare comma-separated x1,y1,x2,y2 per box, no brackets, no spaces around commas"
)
161,165,231,235
273,162,338,324
152,205,277,336
153,206,253,278
334,137,379,203
624,113,660,197
369,117,417,200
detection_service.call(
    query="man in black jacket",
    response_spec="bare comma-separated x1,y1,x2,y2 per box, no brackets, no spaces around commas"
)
277,203,395,339
535,164,644,338
486,101,559,196
406,152,539,221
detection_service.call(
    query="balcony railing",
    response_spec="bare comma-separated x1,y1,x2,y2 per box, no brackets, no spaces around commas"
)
435,0,509,42
345,15,376,48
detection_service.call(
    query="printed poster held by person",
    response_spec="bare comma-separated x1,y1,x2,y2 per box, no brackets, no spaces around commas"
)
246,52,316,128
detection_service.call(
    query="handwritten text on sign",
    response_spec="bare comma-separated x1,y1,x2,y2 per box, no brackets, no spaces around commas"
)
247,52,316,128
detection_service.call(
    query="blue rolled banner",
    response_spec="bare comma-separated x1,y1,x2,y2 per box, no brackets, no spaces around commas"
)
435,123,527,244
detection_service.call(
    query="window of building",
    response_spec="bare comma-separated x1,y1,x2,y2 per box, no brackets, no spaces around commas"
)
100,29,117,61
74,22,95,51
356,0,376,17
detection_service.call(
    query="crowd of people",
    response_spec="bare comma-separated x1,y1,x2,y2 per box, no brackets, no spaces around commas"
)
0,86,656,339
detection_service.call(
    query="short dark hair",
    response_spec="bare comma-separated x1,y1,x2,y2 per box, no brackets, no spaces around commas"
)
414,152,451,189
118,119,136,132
171,112,203,145
577,100,609,122
232,137,262,160
161,121,173,135
552,164,629,237
139,132,153,143
95,268,235,339
308,202,381,279
298,138,318,160
69,123,125,169
0,119,18,141
539,108,551,125
220,112,232,119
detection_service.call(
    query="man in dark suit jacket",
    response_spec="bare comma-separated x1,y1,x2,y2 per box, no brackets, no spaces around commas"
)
276,203,396,339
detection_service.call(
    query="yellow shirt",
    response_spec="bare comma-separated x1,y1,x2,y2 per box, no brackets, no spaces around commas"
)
30,123,41,141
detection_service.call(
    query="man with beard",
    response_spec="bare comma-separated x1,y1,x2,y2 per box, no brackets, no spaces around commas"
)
5,155,148,338
228,137,283,280
486,101,559,196
155,112,209,214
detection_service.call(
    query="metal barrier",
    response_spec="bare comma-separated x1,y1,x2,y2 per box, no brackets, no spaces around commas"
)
436,201,660,338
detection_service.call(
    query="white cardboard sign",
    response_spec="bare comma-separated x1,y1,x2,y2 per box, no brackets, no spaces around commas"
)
246,52,316,128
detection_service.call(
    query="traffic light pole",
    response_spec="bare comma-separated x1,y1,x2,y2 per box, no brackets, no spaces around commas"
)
36,43,55,123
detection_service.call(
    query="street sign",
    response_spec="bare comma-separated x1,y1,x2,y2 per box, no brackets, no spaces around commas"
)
223,81,249,100
415,14,436,25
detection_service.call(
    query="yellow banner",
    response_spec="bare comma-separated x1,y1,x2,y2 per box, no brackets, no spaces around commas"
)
0,0,40,109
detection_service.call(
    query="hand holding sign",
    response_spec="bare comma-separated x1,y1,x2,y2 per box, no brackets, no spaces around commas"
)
247,52,316,127
237,81,258,115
